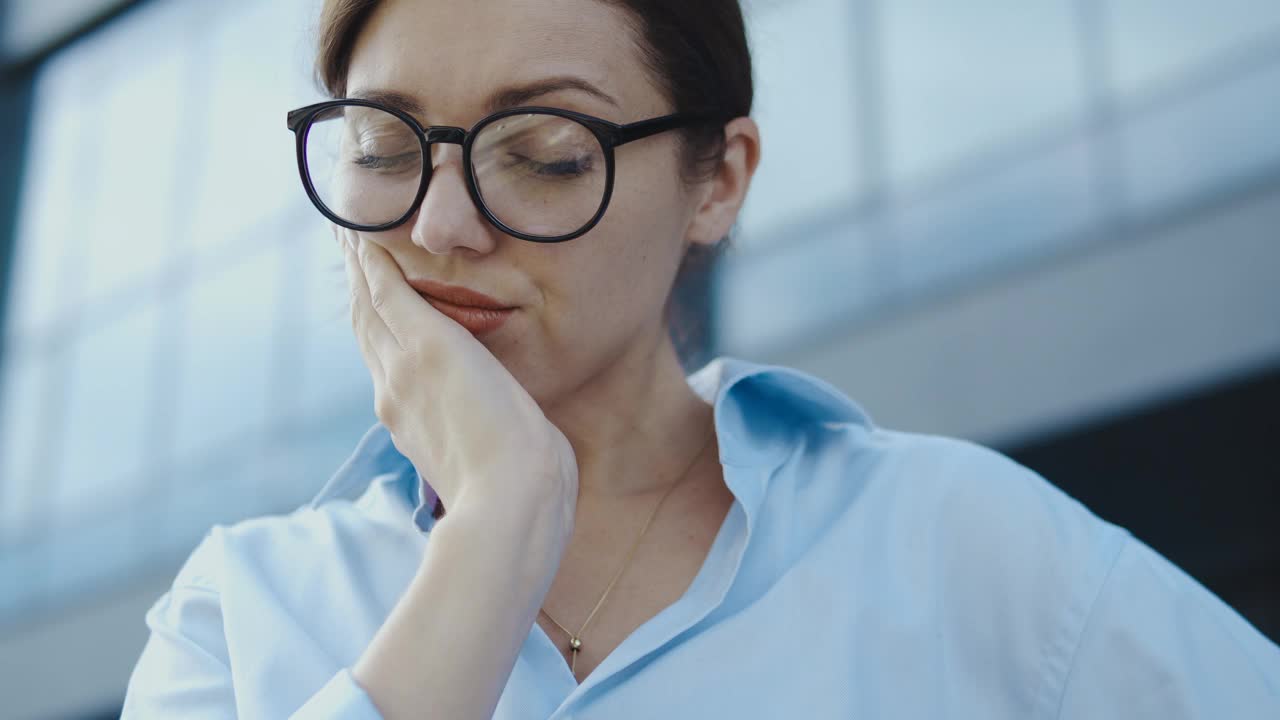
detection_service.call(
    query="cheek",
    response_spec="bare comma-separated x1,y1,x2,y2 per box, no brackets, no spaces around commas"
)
593,175,690,286
528,153,691,333
564,244,643,315
581,219,678,310
527,233,664,345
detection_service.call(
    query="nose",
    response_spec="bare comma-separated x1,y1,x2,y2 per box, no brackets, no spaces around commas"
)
409,142,498,256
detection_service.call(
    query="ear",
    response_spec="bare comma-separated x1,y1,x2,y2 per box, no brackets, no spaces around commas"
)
685,116,761,248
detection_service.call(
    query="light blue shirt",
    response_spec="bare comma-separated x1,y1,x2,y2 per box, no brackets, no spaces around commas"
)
121,355,1280,718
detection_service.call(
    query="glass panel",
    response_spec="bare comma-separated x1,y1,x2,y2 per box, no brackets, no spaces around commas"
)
271,213,378,506
1104,0,1280,97
1118,56,1280,218
298,406,379,493
261,403,378,513
296,216,375,419
892,133,1102,294
77,2,190,303
718,130,1103,356
881,0,1086,186
738,0,863,249
55,303,161,520
188,0,310,251
4,55,90,340
0,0,335,631
718,215,893,354
257,433,311,516
161,447,266,558
0,550,23,617
172,244,284,461
0,544,44,622
0,352,50,545
44,511,143,604
277,0,326,107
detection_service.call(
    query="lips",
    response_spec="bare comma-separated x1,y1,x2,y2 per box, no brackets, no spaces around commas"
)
405,278,515,335
404,278,513,310
418,294,513,335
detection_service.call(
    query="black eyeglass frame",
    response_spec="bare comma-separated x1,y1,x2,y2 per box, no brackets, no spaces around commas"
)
286,99,721,243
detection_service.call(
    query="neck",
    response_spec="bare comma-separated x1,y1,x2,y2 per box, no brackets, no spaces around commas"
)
540,326,716,502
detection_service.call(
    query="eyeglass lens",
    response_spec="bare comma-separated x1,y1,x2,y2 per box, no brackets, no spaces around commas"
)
303,105,608,237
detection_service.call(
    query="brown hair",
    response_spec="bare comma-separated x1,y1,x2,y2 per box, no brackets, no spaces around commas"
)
311,0,753,363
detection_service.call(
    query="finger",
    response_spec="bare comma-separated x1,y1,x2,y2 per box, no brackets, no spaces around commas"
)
342,235,394,377
355,236,454,348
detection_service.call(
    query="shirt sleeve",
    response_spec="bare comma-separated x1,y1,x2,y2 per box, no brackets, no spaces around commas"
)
1056,533,1280,718
119,526,386,720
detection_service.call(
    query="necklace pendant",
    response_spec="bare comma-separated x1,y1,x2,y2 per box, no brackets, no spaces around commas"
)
569,636,582,651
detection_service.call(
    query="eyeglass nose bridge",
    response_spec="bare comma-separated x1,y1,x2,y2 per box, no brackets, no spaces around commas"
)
425,126,467,145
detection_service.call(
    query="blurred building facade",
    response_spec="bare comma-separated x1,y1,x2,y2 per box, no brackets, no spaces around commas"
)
0,1,1277,718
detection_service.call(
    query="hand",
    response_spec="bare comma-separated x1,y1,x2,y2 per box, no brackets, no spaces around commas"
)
336,226,579,522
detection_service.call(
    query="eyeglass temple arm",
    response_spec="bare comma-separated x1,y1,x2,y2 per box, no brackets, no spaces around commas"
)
286,105,324,132
287,103,347,132
614,113,720,146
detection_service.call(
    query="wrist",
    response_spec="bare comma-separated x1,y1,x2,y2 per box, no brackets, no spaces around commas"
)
434,483,574,557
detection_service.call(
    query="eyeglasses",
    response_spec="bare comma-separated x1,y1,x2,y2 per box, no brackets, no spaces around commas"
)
285,99,718,243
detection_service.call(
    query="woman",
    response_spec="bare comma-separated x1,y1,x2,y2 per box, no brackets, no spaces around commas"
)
122,0,1279,718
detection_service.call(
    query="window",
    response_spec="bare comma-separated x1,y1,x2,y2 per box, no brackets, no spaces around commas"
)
0,0,373,628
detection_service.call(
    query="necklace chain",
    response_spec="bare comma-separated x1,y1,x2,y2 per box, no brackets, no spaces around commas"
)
539,421,716,678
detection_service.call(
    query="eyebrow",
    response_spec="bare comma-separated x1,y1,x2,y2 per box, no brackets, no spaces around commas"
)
347,76,619,121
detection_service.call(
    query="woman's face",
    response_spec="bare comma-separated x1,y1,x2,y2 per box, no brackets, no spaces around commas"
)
344,0,718,403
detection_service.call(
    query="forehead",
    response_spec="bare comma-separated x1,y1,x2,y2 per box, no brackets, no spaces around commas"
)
346,0,661,123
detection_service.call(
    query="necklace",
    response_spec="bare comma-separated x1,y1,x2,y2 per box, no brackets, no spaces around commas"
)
539,422,716,679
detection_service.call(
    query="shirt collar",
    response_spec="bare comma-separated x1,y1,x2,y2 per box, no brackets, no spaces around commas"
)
308,355,873,533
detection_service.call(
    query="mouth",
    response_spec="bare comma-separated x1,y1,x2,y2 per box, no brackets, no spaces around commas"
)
410,290,514,336
404,278,516,335
404,278,514,310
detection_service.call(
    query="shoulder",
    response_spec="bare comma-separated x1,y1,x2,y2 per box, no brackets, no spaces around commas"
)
171,481,424,599
800,424,1280,713
719,354,1128,595
831,423,1129,596
727,355,1130,602
149,490,428,676
802,419,1125,559
791,421,1132,702
864,428,1130,633
129,491,420,717
872,427,1126,562
161,506,340,596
